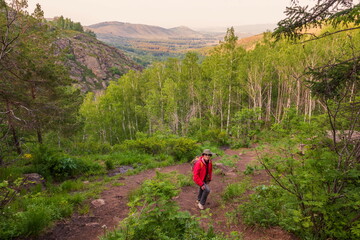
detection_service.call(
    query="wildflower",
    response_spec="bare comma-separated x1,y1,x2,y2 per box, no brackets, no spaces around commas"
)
23,154,32,159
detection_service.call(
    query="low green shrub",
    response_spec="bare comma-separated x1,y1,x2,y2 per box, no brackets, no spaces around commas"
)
60,180,85,192
121,137,165,155
176,174,193,187
0,178,28,210
116,135,199,162
167,137,199,161
97,151,157,166
0,178,99,239
105,159,115,170
68,141,112,155
222,178,251,202
217,155,238,168
30,144,102,180
0,194,80,239
239,185,298,232
243,165,254,175
15,203,53,237
0,165,24,181
230,138,251,148
230,107,263,147
194,128,229,146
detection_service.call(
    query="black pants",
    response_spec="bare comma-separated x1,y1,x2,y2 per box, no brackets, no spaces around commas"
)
197,184,210,205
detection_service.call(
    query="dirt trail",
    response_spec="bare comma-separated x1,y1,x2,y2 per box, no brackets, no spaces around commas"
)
38,148,298,240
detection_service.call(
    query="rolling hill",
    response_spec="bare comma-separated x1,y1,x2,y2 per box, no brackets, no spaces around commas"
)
86,22,212,39
85,22,222,66
85,21,276,66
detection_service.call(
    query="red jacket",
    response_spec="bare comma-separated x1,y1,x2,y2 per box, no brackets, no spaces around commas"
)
193,156,212,187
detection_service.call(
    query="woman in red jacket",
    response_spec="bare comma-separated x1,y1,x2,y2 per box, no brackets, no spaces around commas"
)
193,149,214,210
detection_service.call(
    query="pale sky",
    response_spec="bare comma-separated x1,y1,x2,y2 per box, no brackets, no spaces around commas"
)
26,0,312,29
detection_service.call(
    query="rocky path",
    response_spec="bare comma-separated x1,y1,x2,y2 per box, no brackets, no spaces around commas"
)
38,148,298,240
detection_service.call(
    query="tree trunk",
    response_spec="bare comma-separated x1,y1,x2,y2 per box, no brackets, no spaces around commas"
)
219,88,224,131
296,77,301,114
275,79,282,123
226,84,232,133
37,128,42,144
266,82,272,122
308,90,313,121
6,100,22,154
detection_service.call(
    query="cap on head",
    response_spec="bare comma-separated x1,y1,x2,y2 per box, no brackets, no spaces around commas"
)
202,149,215,156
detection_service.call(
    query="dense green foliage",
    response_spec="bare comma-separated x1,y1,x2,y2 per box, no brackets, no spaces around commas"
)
113,42,186,67
0,0,82,158
0,174,105,239
29,144,102,181
240,135,360,239
49,15,96,37
80,27,359,149
119,133,199,161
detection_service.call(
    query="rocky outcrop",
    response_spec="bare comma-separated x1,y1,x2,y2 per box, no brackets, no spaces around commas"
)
55,32,142,92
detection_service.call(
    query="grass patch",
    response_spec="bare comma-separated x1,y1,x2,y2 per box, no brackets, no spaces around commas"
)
177,173,193,187
217,155,239,168
112,182,125,187
0,175,107,239
222,177,251,202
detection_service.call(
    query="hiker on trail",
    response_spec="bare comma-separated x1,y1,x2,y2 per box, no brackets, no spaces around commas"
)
193,149,214,210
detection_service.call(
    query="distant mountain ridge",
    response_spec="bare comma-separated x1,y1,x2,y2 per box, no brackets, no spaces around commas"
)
86,22,209,39
84,21,276,67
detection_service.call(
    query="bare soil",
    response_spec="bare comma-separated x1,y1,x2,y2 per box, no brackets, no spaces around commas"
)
37,148,298,240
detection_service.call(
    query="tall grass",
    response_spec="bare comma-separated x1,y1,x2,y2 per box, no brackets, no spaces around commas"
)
222,177,251,202
0,178,104,239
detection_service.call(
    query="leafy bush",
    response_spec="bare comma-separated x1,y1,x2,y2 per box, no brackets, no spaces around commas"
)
269,108,327,141
15,203,53,237
110,66,122,76
167,137,199,161
230,107,263,147
105,159,115,170
195,128,229,146
114,151,153,166
0,178,23,210
59,180,85,192
243,165,254,175
69,141,112,155
239,185,297,230
117,135,199,162
251,135,360,239
0,193,83,239
176,174,193,187
0,165,24,182
30,144,102,180
222,178,251,202
121,136,166,155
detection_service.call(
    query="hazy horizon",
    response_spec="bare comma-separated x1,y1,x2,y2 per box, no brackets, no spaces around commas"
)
26,0,316,29
86,21,278,34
